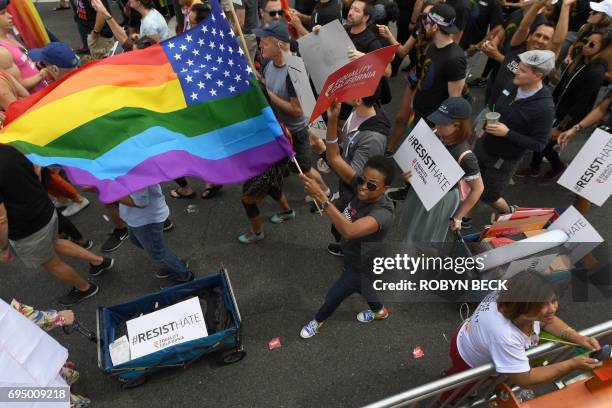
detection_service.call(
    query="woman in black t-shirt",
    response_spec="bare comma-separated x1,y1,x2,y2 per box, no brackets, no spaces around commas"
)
395,97,484,244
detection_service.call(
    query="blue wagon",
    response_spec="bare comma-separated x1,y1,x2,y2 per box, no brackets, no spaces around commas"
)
96,266,244,388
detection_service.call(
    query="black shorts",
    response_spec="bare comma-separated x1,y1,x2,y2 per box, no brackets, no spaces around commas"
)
474,140,522,204
291,126,312,173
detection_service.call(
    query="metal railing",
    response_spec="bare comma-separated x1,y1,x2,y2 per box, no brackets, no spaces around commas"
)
363,320,612,408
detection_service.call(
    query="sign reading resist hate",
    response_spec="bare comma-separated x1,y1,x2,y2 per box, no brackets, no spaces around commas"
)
127,297,208,360
558,128,612,206
393,119,464,210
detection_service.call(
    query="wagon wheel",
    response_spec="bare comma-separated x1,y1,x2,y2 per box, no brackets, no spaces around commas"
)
220,349,246,365
119,375,147,390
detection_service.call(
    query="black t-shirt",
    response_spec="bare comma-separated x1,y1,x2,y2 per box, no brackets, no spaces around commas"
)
0,145,55,240
487,44,524,106
347,26,383,53
447,141,480,188
341,177,394,272
447,0,472,32
310,0,342,29
75,0,114,38
413,42,467,118
460,0,503,49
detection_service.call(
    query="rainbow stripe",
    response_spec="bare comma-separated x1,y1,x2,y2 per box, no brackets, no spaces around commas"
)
0,3,292,203
8,0,50,50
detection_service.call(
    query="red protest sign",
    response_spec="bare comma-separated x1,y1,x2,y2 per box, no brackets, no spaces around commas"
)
308,44,398,124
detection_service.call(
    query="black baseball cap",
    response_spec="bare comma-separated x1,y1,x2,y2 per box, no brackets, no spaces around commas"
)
427,97,472,125
427,4,459,34
252,21,290,43
0,0,9,11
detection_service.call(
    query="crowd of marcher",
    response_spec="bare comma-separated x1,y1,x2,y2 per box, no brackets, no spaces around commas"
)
1,0,611,405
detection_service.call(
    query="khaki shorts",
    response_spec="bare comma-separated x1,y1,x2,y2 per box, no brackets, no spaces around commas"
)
10,211,58,268
87,34,115,60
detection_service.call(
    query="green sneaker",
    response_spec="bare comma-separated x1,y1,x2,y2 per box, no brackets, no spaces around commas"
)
238,231,265,244
270,210,296,224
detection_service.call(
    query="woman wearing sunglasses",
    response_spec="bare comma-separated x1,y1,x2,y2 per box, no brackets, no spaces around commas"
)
564,0,612,66
517,28,612,181
395,97,484,244
298,155,395,339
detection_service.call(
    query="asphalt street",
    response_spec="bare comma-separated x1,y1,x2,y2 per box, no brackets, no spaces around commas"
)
1,5,612,408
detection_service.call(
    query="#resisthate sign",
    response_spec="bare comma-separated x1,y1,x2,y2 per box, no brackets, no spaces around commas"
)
393,119,464,210
127,297,208,360
548,205,604,263
557,128,612,206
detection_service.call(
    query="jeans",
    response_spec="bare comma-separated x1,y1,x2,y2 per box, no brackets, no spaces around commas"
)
128,222,190,280
315,267,383,322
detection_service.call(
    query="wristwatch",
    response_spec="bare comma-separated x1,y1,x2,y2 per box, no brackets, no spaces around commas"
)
321,200,332,211
573,124,582,132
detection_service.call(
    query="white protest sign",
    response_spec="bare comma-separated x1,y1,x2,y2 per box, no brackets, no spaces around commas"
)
548,205,604,263
296,20,353,93
557,128,612,206
393,119,465,210
283,51,327,138
127,297,208,360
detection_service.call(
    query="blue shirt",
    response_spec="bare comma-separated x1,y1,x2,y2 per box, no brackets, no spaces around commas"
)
119,185,170,228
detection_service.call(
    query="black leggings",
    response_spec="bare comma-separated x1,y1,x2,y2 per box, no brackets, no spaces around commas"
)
57,210,83,241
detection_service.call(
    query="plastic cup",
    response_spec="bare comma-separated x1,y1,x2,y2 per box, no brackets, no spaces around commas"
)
485,112,501,126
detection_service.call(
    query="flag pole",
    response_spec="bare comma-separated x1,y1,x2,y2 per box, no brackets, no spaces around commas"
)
225,0,257,75
292,157,323,215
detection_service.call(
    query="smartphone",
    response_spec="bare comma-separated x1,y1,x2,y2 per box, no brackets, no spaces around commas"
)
589,344,611,361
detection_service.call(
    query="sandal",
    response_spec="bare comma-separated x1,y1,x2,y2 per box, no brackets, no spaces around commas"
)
169,189,196,199
201,184,222,199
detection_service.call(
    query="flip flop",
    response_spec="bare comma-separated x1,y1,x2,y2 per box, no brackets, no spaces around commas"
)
169,189,196,199
201,185,222,199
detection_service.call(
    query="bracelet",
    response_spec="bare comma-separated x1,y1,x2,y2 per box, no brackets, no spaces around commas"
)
321,200,332,211
573,124,582,132
325,138,338,144
105,16,113,21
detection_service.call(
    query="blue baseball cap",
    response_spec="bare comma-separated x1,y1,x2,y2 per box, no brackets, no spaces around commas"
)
252,21,290,43
427,97,472,125
29,42,79,69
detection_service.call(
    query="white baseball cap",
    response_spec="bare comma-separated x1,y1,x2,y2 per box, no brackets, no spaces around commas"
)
591,0,612,18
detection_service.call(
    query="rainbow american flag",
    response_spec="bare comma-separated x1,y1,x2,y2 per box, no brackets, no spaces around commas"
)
0,0,292,203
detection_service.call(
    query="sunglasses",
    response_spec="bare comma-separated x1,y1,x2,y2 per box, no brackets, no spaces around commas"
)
586,40,599,48
356,176,380,192
266,9,284,17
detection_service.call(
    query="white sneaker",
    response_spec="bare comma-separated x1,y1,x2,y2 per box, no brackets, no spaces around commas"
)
62,198,90,217
316,158,331,174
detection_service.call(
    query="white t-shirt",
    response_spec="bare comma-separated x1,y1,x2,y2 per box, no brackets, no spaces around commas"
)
457,292,541,374
140,9,172,41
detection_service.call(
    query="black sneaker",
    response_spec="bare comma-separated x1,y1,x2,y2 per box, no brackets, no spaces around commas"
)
163,218,174,232
177,270,195,283
101,228,128,252
160,271,194,289
467,77,488,87
461,217,472,230
327,243,343,257
58,284,99,306
155,269,171,279
89,257,114,277
79,239,94,250
387,186,410,202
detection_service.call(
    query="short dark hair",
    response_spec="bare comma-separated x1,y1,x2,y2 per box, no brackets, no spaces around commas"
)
139,0,155,8
134,35,157,49
531,21,555,34
364,156,395,185
191,2,212,24
497,271,558,321
361,82,382,106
